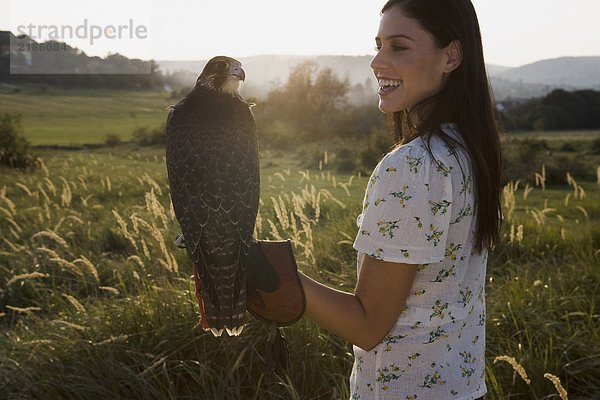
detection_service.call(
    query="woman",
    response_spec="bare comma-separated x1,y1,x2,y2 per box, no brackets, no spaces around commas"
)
297,0,501,398
249,0,501,398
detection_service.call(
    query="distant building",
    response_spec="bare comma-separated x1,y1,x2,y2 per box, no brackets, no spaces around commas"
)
0,31,33,73
0,31,10,56
496,98,528,112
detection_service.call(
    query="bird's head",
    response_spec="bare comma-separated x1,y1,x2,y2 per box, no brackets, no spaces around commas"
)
197,56,245,96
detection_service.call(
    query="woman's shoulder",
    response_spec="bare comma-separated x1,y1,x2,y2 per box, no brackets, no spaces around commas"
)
376,141,429,176
383,127,460,167
374,125,471,186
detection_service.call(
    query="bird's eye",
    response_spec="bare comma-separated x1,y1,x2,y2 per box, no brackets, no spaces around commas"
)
216,61,227,70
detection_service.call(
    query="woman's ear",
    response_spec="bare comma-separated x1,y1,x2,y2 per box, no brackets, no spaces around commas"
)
443,40,463,73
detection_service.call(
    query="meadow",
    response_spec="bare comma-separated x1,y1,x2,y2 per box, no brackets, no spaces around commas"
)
0,139,598,399
0,86,170,145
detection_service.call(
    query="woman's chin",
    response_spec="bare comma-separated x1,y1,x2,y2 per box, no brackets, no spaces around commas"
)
378,99,407,114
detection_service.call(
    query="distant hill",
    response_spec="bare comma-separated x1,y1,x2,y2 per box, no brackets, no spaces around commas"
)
160,55,378,92
497,56,600,87
157,55,600,101
486,64,512,75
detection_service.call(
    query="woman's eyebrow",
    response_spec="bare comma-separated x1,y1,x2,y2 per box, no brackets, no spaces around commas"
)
376,34,416,42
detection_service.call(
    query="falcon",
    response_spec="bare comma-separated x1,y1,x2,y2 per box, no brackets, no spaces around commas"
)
165,56,259,337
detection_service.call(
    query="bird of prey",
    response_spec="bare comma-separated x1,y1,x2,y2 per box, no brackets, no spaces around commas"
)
165,56,259,337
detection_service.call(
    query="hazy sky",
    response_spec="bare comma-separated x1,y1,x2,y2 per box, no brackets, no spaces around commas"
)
2,0,599,67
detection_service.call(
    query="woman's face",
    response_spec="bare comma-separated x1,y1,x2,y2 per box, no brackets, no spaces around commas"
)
371,5,453,113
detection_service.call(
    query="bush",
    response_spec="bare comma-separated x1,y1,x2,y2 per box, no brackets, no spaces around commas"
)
0,113,37,169
258,120,303,151
133,126,165,146
590,138,600,155
501,137,596,184
169,87,192,100
501,138,549,184
104,133,122,147
333,148,358,173
544,154,595,184
559,142,577,153
359,127,395,171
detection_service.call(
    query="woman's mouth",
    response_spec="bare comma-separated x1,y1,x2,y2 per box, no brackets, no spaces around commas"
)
378,78,403,96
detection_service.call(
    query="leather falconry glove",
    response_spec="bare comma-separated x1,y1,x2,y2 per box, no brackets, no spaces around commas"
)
246,239,306,374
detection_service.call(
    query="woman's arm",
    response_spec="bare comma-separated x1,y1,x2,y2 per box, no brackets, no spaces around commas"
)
300,255,418,351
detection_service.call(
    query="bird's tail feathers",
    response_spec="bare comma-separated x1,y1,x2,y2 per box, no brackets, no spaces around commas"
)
192,261,247,337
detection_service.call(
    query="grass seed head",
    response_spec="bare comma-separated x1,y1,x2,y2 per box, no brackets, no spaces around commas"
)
51,258,84,276
127,255,145,270
544,373,568,400
7,272,50,286
0,194,16,215
50,319,86,331
15,182,33,197
74,256,99,281
99,286,120,295
94,334,129,346
62,294,86,314
32,230,69,249
5,305,43,314
494,355,531,385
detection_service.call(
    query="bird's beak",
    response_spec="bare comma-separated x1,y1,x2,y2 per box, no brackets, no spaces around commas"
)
231,66,245,82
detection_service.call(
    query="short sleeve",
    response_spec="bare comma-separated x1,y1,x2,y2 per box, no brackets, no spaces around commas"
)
353,144,453,264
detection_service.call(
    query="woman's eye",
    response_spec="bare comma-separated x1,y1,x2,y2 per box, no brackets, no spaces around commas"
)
373,44,407,52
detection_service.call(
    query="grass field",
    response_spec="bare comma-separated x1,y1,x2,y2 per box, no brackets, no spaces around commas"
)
0,87,599,399
0,141,598,399
506,129,600,141
0,86,171,145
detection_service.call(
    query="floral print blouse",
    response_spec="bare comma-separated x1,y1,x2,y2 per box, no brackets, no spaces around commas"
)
351,124,487,400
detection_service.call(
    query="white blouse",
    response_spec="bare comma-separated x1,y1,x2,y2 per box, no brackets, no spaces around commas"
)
351,124,487,400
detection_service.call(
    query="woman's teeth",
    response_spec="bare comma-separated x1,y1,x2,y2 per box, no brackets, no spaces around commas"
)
378,79,402,87
378,79,402,95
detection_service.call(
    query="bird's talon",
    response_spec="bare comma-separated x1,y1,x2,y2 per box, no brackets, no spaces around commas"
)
175,233,186,248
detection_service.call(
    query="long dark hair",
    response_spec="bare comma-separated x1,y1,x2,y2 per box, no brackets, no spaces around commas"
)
381,0,502,253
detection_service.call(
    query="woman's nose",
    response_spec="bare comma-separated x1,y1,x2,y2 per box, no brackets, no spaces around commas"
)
370,50,387,74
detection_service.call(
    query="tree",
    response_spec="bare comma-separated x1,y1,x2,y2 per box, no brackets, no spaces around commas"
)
541,89,585,129
578,90,600,128
500,89,600,130
0,114,37,169
257,61,351,141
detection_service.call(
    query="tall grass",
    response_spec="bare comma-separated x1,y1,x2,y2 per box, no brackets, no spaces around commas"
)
0,147,598,399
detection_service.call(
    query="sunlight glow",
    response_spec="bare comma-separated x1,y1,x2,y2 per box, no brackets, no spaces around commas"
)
1,0,598,66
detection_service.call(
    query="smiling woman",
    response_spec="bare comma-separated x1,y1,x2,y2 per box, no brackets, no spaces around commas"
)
248,0,501,399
